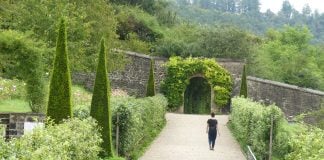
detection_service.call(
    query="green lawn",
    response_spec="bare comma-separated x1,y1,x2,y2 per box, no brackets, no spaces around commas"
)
0,85,92,113
0,99,31,113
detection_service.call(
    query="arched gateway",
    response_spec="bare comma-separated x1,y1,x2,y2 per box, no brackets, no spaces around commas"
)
184,76,211,114
161,57,233,114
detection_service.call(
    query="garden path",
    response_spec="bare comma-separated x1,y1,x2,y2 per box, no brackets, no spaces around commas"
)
140,113,246,160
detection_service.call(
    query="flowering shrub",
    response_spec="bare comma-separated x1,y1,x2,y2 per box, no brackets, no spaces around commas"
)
0,77,26,100
0,118,102,160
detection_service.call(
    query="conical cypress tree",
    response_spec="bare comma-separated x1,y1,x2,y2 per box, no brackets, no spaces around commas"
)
90,38,114,157
239,65,248,98
47,18,72,123
146,59,155,97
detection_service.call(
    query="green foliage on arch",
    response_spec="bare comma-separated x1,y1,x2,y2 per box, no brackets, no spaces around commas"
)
161,57,233,110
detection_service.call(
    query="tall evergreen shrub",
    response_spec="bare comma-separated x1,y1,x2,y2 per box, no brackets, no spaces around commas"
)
47,18,72,123
90,38,114,157
146,59,155,97
239,65,248,98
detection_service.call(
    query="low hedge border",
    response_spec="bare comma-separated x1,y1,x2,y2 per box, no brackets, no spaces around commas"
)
230,97,324,160
74,94,168,159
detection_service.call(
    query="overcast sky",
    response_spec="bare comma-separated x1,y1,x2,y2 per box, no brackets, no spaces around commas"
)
259,0,324,13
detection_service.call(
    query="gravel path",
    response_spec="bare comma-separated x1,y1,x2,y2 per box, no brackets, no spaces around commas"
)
140,113,246,160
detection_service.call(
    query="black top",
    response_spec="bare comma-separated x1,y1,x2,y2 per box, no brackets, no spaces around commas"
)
207,119,218,131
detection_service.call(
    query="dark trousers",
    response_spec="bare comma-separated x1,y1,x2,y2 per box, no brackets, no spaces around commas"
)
208,130,217,148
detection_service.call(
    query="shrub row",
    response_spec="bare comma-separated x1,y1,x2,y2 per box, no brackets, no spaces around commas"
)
74,94,168,160
0,118,102,160
231,97,284,159
230,97,324,160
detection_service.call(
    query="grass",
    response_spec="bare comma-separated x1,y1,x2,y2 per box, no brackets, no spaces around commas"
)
72,85,92,108
0,99,31,113
0,85,93,113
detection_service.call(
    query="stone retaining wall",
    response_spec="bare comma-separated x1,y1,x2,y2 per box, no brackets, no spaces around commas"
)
72,51,324,117
245,77,324,117
0,113,45,139
73,51,167,97
72,52,244,97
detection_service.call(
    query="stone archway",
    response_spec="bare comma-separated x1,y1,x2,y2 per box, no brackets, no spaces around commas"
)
161,57,233,113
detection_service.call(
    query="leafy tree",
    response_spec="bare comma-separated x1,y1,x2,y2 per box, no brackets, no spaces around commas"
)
239,65,248,98
156,24,259,59
226,0,237,13
302,4,312,17
239,0,260,14
279,0,293,20
115,6,162,42
90,38,114,157
110,0,168,14
250,26,324,90
196,25,259,58
199,0,212,9
176,0,191,6
0,30,46,113
47,18,72,123
146,59,155,96
0,0,117,72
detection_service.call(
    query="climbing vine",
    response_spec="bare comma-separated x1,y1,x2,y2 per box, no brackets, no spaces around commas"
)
161,57,233,110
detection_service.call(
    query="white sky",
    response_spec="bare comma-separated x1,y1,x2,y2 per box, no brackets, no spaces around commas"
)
259,0,324,13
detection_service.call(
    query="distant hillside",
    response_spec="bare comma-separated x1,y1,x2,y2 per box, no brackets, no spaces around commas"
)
169,0,324,43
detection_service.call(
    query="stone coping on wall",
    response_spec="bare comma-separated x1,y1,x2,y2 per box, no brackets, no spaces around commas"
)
247,76,324,96
113,49,245,63
113,49,168,61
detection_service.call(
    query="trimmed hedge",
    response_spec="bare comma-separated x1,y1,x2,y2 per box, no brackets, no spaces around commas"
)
47,18,72,123
146,59,155,97
230,97,284,159
239,65,247,98
230,97,324,160
112,94,167,159
90,38,114,157
0,118,102,160
74,94,167,160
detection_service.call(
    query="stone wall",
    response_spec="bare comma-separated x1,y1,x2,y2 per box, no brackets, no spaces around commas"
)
245,77,324,117
0,113,45,139
72,53,243,97
217,58,245,78
73,51,167,97
72,51,324,117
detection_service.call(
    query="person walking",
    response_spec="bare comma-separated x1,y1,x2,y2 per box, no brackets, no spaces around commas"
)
206,112,220,150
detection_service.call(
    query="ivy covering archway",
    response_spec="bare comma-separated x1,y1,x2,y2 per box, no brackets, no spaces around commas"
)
161,57,233,111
